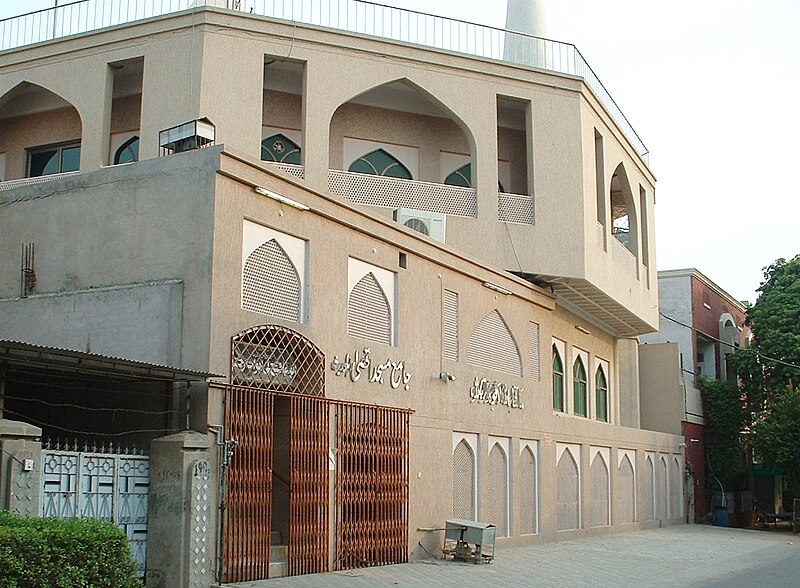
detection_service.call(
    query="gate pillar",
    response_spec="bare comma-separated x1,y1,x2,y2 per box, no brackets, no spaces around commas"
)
0,418,42,517
147,431,213,588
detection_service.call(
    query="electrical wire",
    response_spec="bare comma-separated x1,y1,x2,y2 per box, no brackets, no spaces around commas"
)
2,409,178,438
3,394,175,416
658,311,800,371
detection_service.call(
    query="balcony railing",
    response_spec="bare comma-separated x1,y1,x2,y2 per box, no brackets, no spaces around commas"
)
0,0,648,159
498,192,534,225
0,171,79,191
328,169,476,217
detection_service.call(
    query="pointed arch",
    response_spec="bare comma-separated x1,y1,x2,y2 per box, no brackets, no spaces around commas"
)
349,148,412,179
114,135,139,165
618,453,636,523
348,272,392,344
553,344,565,412
610,162,638,255
659,455,669,520
644,453,656,521
671,456,683,519
242,238,302,322
519,442,538,534
486,440,510,537
261,132,301,164
573,356,588,417
444,163,471,187
452,438,476,520
556,445,580,531
590,450,610,527
467,309,522,376
595,364,608,422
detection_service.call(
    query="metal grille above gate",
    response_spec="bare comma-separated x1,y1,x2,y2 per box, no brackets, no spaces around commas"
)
40,443,149,577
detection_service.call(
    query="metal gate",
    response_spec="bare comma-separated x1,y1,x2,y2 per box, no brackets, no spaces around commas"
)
335,404,409,570
40,441,149,576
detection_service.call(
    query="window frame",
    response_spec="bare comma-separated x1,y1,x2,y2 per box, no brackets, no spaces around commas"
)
573,355,588,417
595,364,608,422
552,343,565,412
26,140,81,177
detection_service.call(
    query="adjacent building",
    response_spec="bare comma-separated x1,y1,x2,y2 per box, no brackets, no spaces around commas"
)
0,1,684,585
639,268,748,523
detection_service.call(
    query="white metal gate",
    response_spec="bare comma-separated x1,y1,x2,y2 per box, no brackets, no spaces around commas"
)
40,442,149,576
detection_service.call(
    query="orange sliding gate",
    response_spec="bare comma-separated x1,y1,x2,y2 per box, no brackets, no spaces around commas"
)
218,384,410,583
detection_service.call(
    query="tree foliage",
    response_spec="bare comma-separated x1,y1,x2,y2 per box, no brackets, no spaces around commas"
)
699,376,747,492
750,386,800,489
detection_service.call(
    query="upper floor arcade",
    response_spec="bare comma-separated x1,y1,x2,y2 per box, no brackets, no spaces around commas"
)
0,1,657,336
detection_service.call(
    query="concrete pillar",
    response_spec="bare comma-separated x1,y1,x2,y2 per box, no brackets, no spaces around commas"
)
146,430,213,588
617,338,641,428
0,418,42,517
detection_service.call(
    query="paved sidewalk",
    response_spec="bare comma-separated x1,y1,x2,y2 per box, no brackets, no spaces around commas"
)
224,526,800,587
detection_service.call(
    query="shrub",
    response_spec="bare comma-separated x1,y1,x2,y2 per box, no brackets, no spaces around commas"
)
0,511,141,588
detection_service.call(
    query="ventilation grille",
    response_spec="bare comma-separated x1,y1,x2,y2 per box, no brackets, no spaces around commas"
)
590,456,610,528
498,193,535,224
348,273,392,345
329,170,477,217
486,445,508,537
443,290,459,362
452,441,475,520
618,456,636,524
529,322,540,381
242,239,301,321
263,162,305,179
467,310,522,377
519,448,537,534
230,325,325,396
556,451,579,531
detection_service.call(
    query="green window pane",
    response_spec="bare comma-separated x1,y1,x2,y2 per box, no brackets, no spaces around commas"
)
553,346,564,412
348,148,412,179
60,145,80,172
596,368,608,422
573,358,587,417
114,136,139,165
29,149,57,177
261,133,301,164
445,163,471,187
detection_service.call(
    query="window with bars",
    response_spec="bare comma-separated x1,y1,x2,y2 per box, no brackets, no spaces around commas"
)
443,289,459,362
553,345,564,412
467,310,521,377
573,357,588,417
595,365,608,422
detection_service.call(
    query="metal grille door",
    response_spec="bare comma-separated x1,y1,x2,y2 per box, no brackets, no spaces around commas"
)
40,444,149,576
335,404,409,570
220,387,274,583
289,395,330,576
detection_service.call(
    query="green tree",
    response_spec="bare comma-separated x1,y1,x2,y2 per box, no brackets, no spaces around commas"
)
749,386,800,492
699,376,747,493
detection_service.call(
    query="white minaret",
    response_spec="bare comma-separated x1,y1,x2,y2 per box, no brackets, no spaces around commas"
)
504,0,549,67
505,0,548,38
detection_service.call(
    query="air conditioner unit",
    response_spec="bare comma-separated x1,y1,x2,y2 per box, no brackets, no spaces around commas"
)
393,208,446,243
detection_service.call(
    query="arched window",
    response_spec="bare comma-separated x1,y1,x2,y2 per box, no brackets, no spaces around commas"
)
553,345,564,412
610,163,637,253
595,366,608,422
261,133,301,164
573,357,587,417
349,148,412,179
114,135,139,165
444,163,505,191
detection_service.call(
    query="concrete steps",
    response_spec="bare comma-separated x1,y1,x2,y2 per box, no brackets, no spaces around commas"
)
270,531,288,579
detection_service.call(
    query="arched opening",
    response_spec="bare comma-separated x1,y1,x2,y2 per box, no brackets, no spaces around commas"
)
453,438,476,520
644,455,656,521
619,454,636,523
590,452,610,527
552,345,565,412
573,356,587,417
486,442,509,537
595,365,608,422
520,445,538,534
0,82,82,181
557,447,580,531
610,163,638,255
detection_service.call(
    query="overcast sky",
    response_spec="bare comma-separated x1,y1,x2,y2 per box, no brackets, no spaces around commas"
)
3,0,797,303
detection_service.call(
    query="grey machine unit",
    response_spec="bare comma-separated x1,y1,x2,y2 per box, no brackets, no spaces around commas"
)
444,518,496,563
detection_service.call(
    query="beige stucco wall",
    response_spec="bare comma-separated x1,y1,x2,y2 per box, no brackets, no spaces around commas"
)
639,342,685,436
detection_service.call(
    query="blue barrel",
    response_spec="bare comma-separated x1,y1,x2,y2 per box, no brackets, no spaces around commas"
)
713,506,728,527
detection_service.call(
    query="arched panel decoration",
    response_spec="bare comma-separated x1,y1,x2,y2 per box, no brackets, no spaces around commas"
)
659,456,669,520
519,443,538,535
242,238,302,322
590,452,610,527
231,325,325,396
467,310,522,376
671,456,683,519
618,454,636,524
556,446,580,531
644,454,656,521
349,148,412,179
486,441,509,538
452,439,476,520
262,133,301,164
348,272,392,345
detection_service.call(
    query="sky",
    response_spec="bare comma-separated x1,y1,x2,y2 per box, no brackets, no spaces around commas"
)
3,0,798,303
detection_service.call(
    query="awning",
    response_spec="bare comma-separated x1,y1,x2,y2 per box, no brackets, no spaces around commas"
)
0,340,222,382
